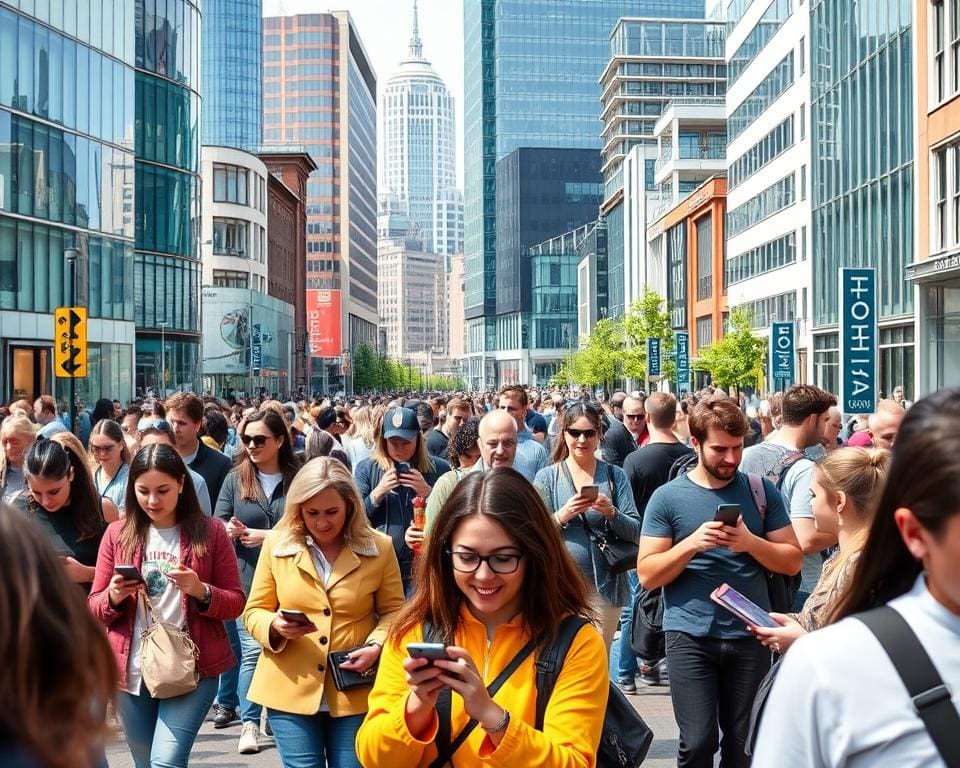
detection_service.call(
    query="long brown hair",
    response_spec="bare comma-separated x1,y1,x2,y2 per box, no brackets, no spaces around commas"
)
24,438,105,542
233,410,300,501
119,444,208,560
834,388,960,620
549,401,603,464
389,468,594,648
0,503,117,767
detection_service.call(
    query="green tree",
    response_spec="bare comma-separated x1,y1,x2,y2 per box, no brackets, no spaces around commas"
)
574,318,624,390
352,344,377,392
621,287,675,384
696,308,766,389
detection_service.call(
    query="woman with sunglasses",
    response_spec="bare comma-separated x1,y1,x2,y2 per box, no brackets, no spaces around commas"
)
214,409,301,755
356,468,608,766
534,401,641,651
90,419,131,517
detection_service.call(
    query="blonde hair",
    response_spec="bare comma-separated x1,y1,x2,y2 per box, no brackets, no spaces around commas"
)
274,457,375,552
0,414,39,485
371,421,435,475
50,430,97,475
347,406,376,448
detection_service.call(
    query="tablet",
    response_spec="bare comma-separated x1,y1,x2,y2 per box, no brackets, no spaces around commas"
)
710,583,779,628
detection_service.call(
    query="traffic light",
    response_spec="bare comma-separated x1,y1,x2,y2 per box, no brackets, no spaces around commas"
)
54,307,87,377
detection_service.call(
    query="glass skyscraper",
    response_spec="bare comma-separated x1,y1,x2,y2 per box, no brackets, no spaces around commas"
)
463,0,707,385
810,0,914,397
0,0,137,403
134,0,202,393
201,0,262,149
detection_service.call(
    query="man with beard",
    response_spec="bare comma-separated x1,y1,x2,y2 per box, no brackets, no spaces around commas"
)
638,397,801,768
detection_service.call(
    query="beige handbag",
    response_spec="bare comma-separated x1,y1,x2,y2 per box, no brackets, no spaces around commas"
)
139,589,200,699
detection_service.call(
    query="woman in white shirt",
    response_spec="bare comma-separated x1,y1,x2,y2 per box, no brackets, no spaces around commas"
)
753,388,960,767
90,419,130,517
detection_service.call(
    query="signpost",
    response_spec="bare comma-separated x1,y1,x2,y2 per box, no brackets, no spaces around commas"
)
54,307,87,378
647,337,661,378
770,321,795,389
839,267,877,414
675,331,690,395
251,323,262,376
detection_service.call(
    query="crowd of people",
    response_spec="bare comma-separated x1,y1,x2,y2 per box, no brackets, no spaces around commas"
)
0,380,957,768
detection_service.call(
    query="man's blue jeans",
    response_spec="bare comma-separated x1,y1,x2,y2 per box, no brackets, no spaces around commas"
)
266,710,364,768
116,677,218,768
615,570,641,680
665,631,771,768
216,617,263,723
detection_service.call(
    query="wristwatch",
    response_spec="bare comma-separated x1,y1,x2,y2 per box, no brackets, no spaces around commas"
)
199,583,212,605
481,709,510,735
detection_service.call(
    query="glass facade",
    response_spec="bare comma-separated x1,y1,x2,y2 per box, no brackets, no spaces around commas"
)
0,3,136,402
728,52,793,140
200,0,262,149
134,0,202,394
727,173,795,237
607,202,625,319
727,231,796,285
727,0,792,85
810,0,913,334
728,115,794,190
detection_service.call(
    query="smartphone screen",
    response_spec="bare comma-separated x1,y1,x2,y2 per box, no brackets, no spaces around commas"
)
711,584,778,628
580,485,600,502
114,564,144,583
396,461,412,475
714,504,741,526
280,609,313,626
406,642,453,666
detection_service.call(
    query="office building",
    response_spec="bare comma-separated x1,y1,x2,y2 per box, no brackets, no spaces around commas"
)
598,13,724,321
201,0,262,149
723,0,812,381
0,0,137,403
263,12,378,395
448,253,466,359
910,0,960,396
810,0,914,397
381,1,462,257
133,0,202,395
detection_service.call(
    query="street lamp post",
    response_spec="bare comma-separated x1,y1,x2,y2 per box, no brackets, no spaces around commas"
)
64,247,79,435
158,322,170,396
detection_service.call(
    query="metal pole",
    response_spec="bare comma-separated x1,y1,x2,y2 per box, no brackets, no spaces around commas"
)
160,323,166,396
65,247,78,436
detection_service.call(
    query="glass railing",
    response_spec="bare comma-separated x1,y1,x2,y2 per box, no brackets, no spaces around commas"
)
655,143,727,171
611,20,726,60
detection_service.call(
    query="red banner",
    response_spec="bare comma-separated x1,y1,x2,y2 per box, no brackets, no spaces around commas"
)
307,289,342,357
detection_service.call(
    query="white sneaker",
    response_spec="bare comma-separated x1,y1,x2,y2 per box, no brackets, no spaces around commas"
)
238,722,261,754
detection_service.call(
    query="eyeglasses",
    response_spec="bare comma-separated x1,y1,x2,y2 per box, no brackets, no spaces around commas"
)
447,550,524,574
623,413,645,421
89,443,118,455
240,434,272,448
566,428,598,440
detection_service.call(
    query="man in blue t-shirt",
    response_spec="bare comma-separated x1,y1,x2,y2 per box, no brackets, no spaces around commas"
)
639,397,802,768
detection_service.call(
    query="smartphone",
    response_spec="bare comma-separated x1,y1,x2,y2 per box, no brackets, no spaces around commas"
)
710,583,778,628
279,609,314,626
396,461,412,475
406,642,454,667
580,484,600,502
714,504,741,526
114,564,144,583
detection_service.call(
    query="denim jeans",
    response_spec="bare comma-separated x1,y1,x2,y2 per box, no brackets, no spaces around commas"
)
116,677,218,768
266,709,365,768
215,620,241,711
234,617,263,723
664,631,771,768
615,571,641,680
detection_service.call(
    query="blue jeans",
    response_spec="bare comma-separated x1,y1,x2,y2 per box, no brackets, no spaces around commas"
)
234,617,263,723
215,620,240,711
614,571,641,680
266,709,364,768
664,631,771,768
116,677,218,768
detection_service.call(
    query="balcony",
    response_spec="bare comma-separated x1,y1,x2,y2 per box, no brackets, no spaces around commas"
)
655,143,726,172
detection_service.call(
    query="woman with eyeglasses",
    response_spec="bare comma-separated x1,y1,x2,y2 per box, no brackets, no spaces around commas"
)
356,468,608,766
534,401,641,651
90,419,131,517
214,409,301,755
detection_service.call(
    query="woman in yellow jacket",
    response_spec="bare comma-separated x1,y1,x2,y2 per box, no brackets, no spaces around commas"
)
243,457,404,768
356,467,609,768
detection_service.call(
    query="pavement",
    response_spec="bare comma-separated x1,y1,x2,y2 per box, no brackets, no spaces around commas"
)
104,682,683,767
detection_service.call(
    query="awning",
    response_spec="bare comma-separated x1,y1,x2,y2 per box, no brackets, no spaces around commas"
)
905,250,960,282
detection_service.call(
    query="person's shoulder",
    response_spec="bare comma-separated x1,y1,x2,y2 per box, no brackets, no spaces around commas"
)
533,464,556,485
430,457,452,476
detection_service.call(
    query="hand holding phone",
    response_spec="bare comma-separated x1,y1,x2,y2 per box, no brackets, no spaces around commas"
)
114,564,144,583
579,484,600,503
396,461,412,475
710,583,778,628
714,504,741,527
279,609,313,626
406,642,454,668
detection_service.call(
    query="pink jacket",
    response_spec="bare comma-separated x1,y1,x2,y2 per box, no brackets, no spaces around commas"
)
88,517,245,689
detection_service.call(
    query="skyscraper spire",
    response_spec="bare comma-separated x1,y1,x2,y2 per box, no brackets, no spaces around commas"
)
408,0,423,60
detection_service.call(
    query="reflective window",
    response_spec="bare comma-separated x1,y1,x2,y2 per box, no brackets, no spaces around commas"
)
728,117,793,190
726,231,796,284
135,72,199,173
135,164,199,258
134,252,200,331
727,0,792,86
727,174,796,237
135,0,200,90
212,218,249,256
728,53,794,140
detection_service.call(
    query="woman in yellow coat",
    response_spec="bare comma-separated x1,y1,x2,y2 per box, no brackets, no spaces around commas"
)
356,467,609,768
243,457,404,768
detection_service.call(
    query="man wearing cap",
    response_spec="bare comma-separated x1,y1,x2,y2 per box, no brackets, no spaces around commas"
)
497,385,548,482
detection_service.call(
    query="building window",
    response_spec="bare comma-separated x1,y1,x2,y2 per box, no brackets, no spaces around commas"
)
936,146,949,251
727,174,796,237
696,315,713,348
799,103,806,140
953,0,960,93
696,214,712,300
212,269,249,288
935,0,947,103
813,333,839,396
212,218,249,257
212,164,249,206
800,164,806,200
799,36,805,74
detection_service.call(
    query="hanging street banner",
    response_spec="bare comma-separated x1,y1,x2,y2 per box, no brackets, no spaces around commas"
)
251,323,263,376
770,322,795,387
647,337,661,378
54,307,87,377
675,331,690,394
839,267,877,414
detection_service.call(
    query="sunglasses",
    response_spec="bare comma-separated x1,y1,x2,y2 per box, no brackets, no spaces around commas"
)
566,428,598,440
137,419,170,432
240,434,272,448
89,443,118,454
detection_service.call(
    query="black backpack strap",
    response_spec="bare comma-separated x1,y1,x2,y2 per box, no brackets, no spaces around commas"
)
427,633,538,768
534,616,591,730
857,606,960,768
422,621,452,761
605,462,619,510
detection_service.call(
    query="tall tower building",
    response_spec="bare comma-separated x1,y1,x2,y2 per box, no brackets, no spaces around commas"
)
201,0,263,149
263,12,379,394
381,1,462,256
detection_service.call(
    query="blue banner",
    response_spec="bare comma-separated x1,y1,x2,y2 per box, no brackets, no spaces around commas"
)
675,331,690,394
647,337,661,379
252,323,262,376
839,268,877,414
770,322,795,387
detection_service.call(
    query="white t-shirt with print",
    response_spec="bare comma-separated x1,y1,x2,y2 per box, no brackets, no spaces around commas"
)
124,525,186,695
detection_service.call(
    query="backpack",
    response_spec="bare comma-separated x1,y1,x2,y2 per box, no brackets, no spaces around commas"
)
629,583,664,661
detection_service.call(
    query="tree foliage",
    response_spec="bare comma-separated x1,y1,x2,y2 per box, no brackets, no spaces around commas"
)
622,287,675,383
695,308,766,389
350,344,465,393
573,318,624,388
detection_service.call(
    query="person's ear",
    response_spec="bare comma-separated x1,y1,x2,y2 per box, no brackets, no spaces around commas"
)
894,507,929,561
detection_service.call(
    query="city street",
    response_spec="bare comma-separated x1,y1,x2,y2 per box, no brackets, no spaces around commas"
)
104,683,683,767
